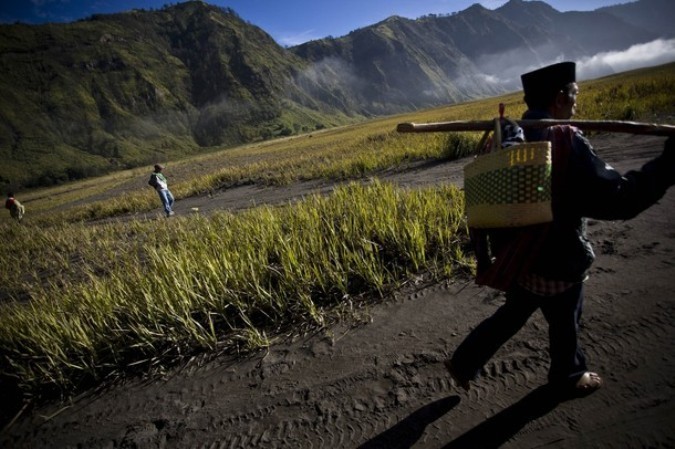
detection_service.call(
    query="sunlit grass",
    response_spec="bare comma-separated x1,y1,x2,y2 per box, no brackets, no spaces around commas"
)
0,181,469,401
577,63,675,121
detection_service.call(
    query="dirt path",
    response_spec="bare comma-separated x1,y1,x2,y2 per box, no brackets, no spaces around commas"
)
2,133,674,448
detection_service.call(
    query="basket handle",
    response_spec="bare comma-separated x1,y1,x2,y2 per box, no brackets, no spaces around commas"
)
476,104,510,154
492,117,502,152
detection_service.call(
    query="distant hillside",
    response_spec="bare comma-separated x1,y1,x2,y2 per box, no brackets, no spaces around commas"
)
292,0,667,115
599,0,675,38
0,2,354,188
0,0,673,189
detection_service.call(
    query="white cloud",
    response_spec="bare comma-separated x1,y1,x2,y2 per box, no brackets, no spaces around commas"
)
474,38,675,94
477,73,501,84
577,38,675,80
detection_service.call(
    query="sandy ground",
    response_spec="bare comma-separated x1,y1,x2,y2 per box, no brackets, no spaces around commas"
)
2,133,674,448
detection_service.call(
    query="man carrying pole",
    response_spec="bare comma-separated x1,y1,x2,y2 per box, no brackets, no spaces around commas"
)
439,62,675,395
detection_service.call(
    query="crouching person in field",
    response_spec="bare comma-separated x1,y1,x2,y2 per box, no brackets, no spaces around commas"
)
5,192,25,222
148,164,175,217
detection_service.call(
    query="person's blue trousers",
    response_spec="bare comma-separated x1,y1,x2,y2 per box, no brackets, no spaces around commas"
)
158,188,175,216
450,282,587,386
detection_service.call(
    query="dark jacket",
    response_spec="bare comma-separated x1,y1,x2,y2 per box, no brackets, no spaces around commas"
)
524,109,674,281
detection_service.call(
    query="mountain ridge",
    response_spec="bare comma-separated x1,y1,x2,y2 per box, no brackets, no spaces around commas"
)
0,0,672,188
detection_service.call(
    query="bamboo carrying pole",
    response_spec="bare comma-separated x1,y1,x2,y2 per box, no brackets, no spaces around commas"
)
396,119,675,136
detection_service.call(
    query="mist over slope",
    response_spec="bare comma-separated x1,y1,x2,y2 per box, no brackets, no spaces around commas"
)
1,0,673,189
292,0,674,108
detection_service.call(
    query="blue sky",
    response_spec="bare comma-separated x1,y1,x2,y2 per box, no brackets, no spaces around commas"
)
1,0,632,46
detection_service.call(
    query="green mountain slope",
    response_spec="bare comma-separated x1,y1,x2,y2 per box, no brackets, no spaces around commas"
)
0,0,671,189
0,2,353,188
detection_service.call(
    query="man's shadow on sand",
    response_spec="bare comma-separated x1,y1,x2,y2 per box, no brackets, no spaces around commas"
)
356,395,461,449
358,384,564,449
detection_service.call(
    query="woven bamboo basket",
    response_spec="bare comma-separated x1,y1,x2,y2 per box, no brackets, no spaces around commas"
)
464,140,553,228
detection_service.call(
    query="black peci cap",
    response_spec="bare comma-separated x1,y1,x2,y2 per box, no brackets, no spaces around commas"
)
521,61,576,107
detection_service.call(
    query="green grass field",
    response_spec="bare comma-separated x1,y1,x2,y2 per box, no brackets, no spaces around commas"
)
1,62,673,405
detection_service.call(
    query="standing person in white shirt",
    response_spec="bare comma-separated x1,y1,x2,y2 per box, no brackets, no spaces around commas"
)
148,164,175,217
